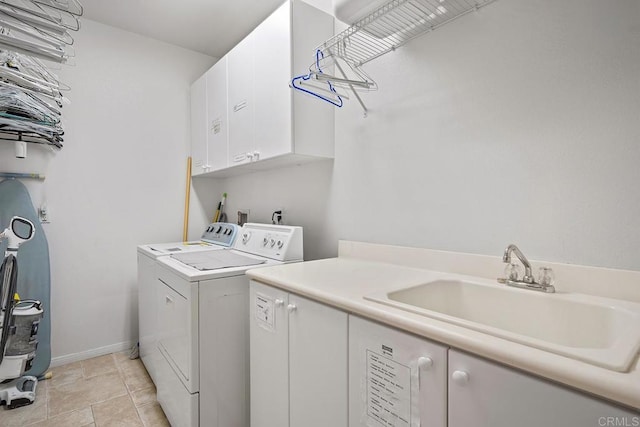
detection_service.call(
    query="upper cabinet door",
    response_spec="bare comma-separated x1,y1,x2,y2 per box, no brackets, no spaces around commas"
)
192,0,335,177
190,74,207,175
227,33,255,166
205,57,228,171
253,2,293,162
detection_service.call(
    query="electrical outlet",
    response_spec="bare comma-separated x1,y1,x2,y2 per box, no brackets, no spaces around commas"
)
38,204,50,223
272,209,284,225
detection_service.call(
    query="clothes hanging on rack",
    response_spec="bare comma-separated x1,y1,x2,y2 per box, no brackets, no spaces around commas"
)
291,0,497,114
0,0,82,153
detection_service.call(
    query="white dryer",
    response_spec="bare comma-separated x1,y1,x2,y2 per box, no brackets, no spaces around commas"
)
136,223,239,383
154,223,303,427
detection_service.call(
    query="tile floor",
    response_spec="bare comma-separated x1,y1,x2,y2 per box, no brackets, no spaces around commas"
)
0,352,169,427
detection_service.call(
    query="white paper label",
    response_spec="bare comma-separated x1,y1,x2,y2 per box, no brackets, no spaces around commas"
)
366,350,411,427
254,293,275,332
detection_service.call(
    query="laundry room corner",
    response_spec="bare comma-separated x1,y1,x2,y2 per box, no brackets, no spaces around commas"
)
1,18,217,366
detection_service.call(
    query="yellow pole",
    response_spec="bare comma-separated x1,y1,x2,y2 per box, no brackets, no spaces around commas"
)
183,157,192,242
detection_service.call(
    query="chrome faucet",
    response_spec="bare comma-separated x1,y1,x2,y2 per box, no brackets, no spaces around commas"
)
503,244,535,284
499,244,555,293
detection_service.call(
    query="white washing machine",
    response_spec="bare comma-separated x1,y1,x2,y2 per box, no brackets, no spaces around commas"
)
154,223,303,427
137,223,239,383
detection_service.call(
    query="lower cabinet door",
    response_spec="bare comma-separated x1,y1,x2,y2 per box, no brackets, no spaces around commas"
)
349,315,447,427
448,349,639,427
289,294,348,427
249,281,290,427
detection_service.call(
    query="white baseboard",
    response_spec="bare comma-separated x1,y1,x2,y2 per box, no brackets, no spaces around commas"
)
50,341,135,368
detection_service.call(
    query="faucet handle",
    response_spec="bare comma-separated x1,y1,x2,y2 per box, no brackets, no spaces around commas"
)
503,263,522,281
538,267,555,287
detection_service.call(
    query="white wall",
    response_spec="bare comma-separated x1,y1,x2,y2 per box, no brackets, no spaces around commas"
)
0,20,215,361
193,0,640,271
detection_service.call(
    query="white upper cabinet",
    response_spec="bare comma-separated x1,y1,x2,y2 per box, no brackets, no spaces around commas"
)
190,58,228,175
191,0,335,177
205,57,228,172
227,34,255,167
251,2,292,163
190,74,207,176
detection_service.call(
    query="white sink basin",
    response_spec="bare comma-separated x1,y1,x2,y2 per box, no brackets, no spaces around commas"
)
365,279,640,372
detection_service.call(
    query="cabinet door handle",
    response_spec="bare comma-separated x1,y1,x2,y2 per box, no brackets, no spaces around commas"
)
287,304,297,313
233,100,248,112
275,299,284,307
418,356,433,371
417,357,433,395
232,153,247,163
451,370,470,385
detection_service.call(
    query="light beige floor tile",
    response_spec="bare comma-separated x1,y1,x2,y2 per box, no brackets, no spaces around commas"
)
130,387,156,408
48,372,127,418
49,362,83,388
26,408,93,427
136,402,169,427
116,359,153,393
0,379,47,427
92,395,143,427
81,355,118,379
111,351,131,365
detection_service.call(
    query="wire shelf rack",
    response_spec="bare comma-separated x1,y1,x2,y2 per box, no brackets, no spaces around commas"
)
292,0,497,116
320,0,496,69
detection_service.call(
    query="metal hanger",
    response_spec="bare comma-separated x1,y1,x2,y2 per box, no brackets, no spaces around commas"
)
290,49,344,108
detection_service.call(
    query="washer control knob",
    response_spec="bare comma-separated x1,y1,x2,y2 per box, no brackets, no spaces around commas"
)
270,239,276,247
277,240,284,249
263,237,268,246
242,232,251,244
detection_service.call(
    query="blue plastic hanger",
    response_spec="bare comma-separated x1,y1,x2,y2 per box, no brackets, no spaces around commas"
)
290,50,343,108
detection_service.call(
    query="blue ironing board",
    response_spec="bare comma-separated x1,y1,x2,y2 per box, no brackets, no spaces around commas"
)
0,179,51,377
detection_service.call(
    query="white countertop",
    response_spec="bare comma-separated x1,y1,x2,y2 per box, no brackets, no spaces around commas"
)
247,257,640,410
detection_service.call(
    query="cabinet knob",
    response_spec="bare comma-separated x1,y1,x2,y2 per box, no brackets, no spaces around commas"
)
287,304,297,313
275,299,284,307
418,357,433,371
452,370,470,385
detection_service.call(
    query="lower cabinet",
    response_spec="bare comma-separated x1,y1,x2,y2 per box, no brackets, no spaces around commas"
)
249,280,348,427
349,316,448,427
249,283,639,427
448,349,638,427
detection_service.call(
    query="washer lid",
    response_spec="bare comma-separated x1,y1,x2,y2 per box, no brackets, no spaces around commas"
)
171,249,266,271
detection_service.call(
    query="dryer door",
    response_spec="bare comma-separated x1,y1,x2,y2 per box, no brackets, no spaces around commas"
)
156,266,199,393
